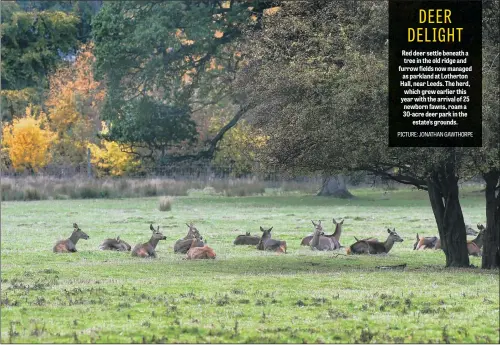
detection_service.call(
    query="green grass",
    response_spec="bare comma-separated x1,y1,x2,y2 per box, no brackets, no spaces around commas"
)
1,187,498,343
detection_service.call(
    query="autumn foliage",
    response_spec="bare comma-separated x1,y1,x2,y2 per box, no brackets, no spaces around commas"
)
2,106,54,172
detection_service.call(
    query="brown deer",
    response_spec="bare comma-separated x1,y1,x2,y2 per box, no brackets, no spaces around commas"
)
347,228,403,255
415,224,482,251
301,218,344,247
467,224,485,256
53,223,89,253
131,224,166,258
186,238,217,259
413,234,440,250
99,236,131,251
234,232,261,245
257,227,287,253
310,220,336,251
174,223,205,254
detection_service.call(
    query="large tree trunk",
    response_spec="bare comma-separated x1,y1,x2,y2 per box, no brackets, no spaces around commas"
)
317,175,353,198
482,170,500,269
427,161,470,267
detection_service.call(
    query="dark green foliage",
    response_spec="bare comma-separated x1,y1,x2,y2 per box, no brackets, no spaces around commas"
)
92,1,268,161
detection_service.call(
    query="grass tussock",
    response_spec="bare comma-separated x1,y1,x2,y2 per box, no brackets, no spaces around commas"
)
159,196,174,211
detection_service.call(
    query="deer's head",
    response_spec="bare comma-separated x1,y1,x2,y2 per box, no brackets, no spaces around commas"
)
260,226,273,239
245,232,251,236
186,223,202,240
150,224,167,241
477,223,486,232
387,228,403,242
73,223,89,240
311,220,324,236
332,218,344,226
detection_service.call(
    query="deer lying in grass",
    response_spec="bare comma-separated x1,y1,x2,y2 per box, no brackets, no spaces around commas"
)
53,223,89,253
174,223,205,254
347,229,403,255
131,224,166,258
301,218,344,247
233,232,261,245
413,234,440,250
310,220,336,251
99,236,131,251
257,227,287,253
467,224,485,256
186,238,217,259
414,224,483,251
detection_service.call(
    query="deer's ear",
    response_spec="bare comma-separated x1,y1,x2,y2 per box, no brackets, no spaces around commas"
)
416,233,419,240
340,219,344,225
73,223,78,229
311,220,316,226
150,224,155,231
269,227,273,231
117,236,120,241
387,228,391,233
260,226,265,232
157,226,160,232
318,220,322,225
186,223,190,228
332,218,337,224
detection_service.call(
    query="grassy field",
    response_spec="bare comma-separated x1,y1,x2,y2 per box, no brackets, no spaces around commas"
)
1,187,499,343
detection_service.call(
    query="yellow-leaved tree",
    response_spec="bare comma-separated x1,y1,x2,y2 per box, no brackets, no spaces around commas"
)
2,106,55,173
87,123,139,177
210,117,268,177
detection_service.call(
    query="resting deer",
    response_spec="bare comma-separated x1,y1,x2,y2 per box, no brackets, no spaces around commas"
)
174,223,205,254
467,224,485,256
186,238,217,259
99,236,131,251
310,220,336,251
234,232,261,245
347,228,403,255
413,234,440,250
131,224,166,258
415,223,483,252
53,223,89,253
257,227,287,253
301,218,344,247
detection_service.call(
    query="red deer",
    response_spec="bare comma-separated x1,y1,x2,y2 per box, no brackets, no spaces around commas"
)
257,227,287,253
174,223,204,254
413,234,439,250
347,229,403,255
234,232,261,245
301,218,344,247
467,224,485,256
415,224,482,251
53,223,89,253
99,236,131,251
186,238,216,259
131,224,166,258
310,220,336,251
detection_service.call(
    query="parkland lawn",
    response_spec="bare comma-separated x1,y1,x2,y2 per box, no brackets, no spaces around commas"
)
1,188,499,343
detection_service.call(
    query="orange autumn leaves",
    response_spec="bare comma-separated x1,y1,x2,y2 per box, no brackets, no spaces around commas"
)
2,43,137,175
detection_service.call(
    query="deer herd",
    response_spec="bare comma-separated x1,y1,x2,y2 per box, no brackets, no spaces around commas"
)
53,218,487,259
